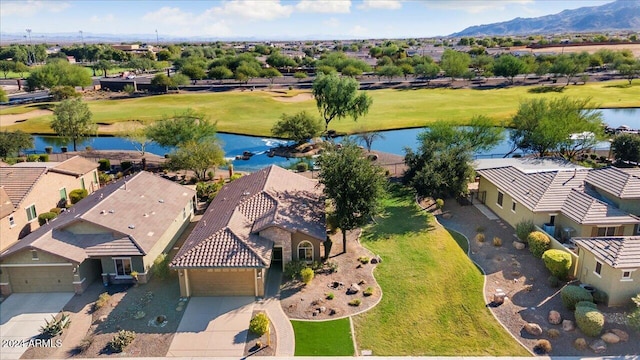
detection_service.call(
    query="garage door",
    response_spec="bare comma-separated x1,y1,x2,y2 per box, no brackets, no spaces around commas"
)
189,269,255,296
9,266,74,293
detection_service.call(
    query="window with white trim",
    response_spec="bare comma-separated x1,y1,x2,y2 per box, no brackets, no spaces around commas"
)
596,226,616,237
511,201,516,212
59,188,67,201
635,224,640,235
594,260,602,276
297,241,313,262
621,270,634,281
114,258,132,276
497,191,504,207
9,215,15,227
80,178,86,190
31,250,38,260
25,204,37,222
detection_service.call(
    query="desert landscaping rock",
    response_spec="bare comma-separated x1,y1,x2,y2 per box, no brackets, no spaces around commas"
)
524,322,543,336
347,283,361,295
512,241,525,250
548,310,561,325
562,319,575,331
590,339,607,353
601,332,621,344
574,338,588,350
609,329,629,342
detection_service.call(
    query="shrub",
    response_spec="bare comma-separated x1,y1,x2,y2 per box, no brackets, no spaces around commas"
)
38,212,58,226
76,336,93,353
593,289,608,304
284,260,306,279
249,313,269,336
98,159,111,171
527,231,551,258
627,294,640,331
326,261,338,273
533,339,552,354
51,85,80,101
547,328,560,339
475,233,485,242
108,330,136,353
575,306,604,337
123,84,136,95
94,292,111,310
363,287,374,296
40,313,70,337
296,161,308,172
435,198,444,209
326,292,335,300
547,275,559,288
196,180,224,200
27,154,40,162
574,337,588,350
120,161,132,171
39,154,49,162
358,256,370,264
515,220,535,241
348,299,361,306
69,189,88,204
542,249,572,279
45,146,53,154
152,253,170,280
576,301,597,309
300,267,314,284
492,237,502,246
475,226,485,233
230,173,243,181
49,207,62,215
561,285,593,310
99,172,111,184
207,171,214,180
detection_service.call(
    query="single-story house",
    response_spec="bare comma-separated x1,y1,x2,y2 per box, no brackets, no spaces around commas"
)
573,236,640,306
0,171,195,296
1,156,100,251
585,167,640,217
171,165,325,297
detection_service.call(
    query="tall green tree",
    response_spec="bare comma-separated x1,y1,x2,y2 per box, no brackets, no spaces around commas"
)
550,53,589,86
208,66,233,81
509,97,603,157
419,115,504,153
611,133,640,165
93,59,113,77
440,49,471,80
167,140,225,181
317,140,386,253
51,98,96,151
376,65,403,82
0,130,33,158
151,73,172,93
617,60,640,85
145,109,217,148
0,60,15,79
414,63,440,85
261,67,282,85
493,54,526,84
312,73,372,133
271,111,323,144
26,60,92,90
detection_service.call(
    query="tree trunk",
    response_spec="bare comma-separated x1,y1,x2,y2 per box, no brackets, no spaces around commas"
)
342,229,348,254
72,138,77,151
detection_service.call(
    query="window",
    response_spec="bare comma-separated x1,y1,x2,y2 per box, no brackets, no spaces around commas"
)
497,191,504,207
635,224,640,235
9,215,15,227
31,250,38,260
25,204,37,222
93,171,98,185
594,261,602,276
59,188,67,201
114,258,132,276
80,178,86,190
511,201,516,212
183,208,187,220
597,227,616,237
297,241,313,262
622,270,633,281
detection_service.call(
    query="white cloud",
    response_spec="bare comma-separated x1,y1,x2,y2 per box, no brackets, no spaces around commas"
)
202,20,234,38
323,17,340,27
209,0,293,20
349,25,368,37
141,6,192,26
425,0,534,14
0,0,70,17
359,0,402,10
90,14,115,23
296,0,351,13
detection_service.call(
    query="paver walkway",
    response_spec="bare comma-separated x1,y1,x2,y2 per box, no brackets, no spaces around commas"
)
255,266,295,356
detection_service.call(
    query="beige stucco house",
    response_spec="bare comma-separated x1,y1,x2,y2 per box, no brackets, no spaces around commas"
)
0,171,195,296
0,156,100,251
171,165,325,297
474,159,640,306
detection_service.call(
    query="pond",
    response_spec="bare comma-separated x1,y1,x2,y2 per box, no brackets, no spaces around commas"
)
31,108,640,172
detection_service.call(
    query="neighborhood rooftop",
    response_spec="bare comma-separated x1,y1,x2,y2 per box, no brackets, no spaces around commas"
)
573,236,640,268
585,166,640,199
473,157,586,173
171,165,325,269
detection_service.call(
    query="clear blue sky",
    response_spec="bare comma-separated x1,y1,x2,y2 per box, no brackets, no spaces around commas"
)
0,0,614,40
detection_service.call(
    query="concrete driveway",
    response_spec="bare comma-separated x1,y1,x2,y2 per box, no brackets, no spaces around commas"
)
167,296,255,357
0,292,75,360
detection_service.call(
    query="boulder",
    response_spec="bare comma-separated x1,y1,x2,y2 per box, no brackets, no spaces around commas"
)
319,306,326,313
524,322,543,336
347,283,361,295
574,338,587,350
548,310,562,325
589,339,607,353
609,329,629,342
512,241,525,250
370,258,378,264
562,320,575,331
601,332,620,344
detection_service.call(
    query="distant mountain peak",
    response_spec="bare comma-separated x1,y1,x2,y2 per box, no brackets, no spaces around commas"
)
451,0,640,37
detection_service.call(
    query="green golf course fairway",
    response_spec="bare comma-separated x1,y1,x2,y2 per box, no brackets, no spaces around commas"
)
2,80,638,136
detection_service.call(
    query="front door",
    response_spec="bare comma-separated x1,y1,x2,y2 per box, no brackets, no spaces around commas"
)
272,247,283,271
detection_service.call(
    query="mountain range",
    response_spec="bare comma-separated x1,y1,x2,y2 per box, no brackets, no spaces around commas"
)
451,0,640,37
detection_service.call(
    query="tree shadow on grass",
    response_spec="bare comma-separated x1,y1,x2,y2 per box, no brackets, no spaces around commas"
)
527,86,565,94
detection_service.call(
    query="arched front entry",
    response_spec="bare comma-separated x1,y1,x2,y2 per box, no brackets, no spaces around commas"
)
297,241,314,263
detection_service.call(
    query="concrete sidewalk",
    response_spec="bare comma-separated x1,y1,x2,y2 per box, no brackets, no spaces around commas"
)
255,266,295,356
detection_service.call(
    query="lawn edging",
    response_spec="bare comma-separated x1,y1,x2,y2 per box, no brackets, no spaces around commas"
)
438,220,534,356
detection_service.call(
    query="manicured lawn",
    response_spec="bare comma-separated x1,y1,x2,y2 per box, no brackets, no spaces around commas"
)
291,318,354,356
447,228,470,254
2,80,639,136
353,185,529,356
